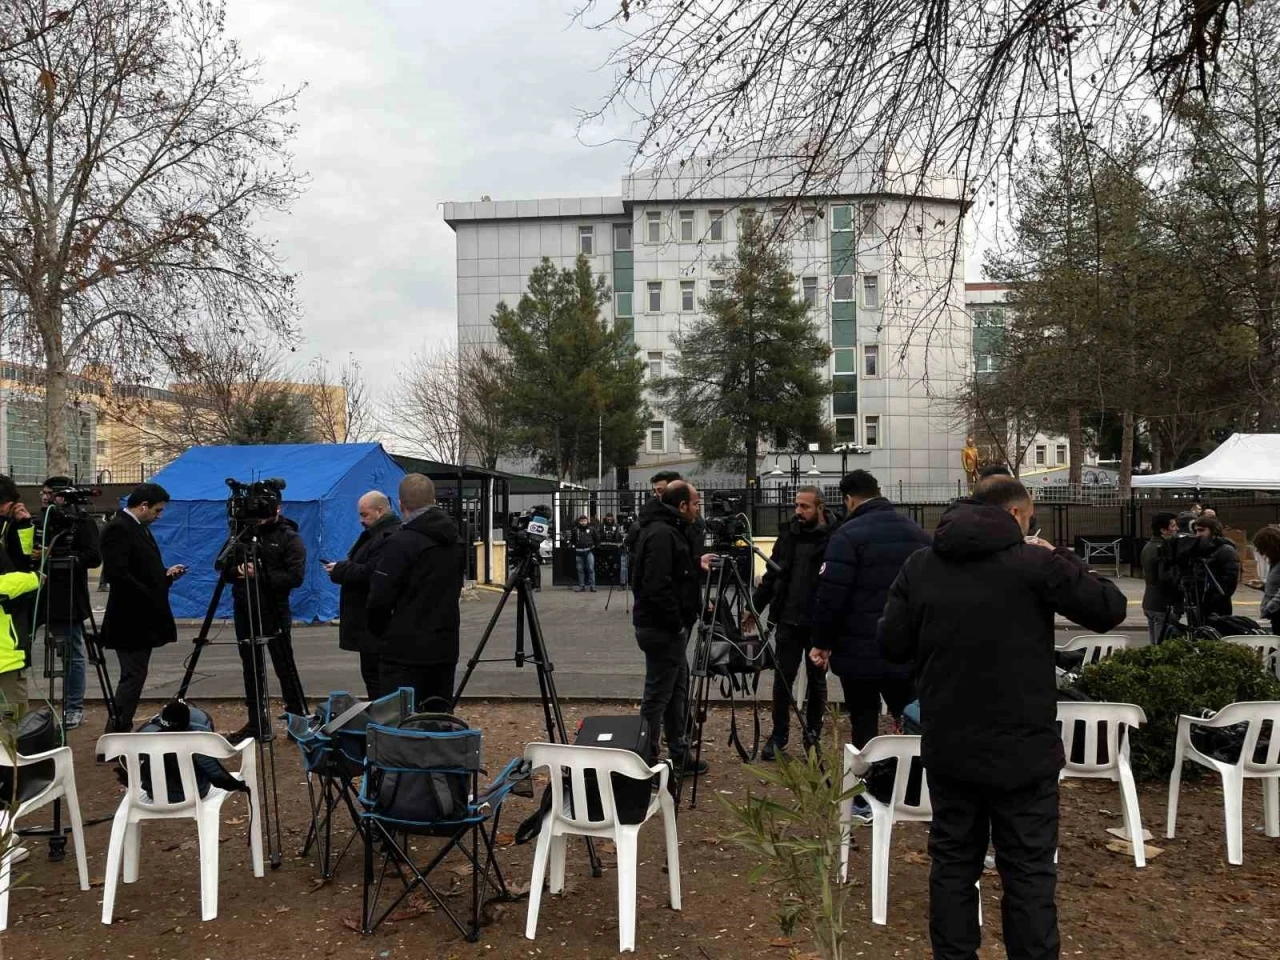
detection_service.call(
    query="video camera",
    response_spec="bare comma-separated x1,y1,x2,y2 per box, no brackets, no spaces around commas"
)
507,505,551,561
1156,533,1223,619
225,477,286,525
40,485,99,550
704,493,750,549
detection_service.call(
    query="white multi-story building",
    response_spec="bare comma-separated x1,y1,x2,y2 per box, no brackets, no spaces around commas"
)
444,161,973,490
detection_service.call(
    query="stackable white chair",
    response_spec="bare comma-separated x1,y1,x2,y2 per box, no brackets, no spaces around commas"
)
0,739,90,930
523,743,679,953
1056,701,1148,867
97,731,262,923
1057,635,1135,666
1167,702,1280,865
840,735,982,927
1219,636,1280,679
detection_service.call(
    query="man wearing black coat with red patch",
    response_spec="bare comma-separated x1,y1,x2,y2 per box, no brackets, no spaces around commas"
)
878,475,1126,960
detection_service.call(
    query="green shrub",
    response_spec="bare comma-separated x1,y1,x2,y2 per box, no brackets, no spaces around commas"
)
1072,639,1280,780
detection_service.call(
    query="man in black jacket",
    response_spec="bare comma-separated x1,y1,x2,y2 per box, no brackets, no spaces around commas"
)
35,477,103,729
100,483,188,731
748,485,836,759
1140,512,1179,643
810,470,931,750
1193,516,1240,617
570,514,598,592
221,502,308,740
632,481,706,774
367,473,466,709
324,491,400,698
879,475,1126,960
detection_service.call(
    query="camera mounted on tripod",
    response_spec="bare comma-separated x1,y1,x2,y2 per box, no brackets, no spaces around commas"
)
506,505,550,563
225,477,286,527
41,485,99,551
704,493,749,549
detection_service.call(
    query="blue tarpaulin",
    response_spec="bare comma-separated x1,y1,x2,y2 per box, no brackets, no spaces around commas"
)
139,443,406,623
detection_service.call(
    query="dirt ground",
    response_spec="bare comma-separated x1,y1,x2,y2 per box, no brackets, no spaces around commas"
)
4,700,1279,960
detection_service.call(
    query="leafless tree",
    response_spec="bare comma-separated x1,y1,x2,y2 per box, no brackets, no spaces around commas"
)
0,0,302,474
381,343,510,468
305,354,371,444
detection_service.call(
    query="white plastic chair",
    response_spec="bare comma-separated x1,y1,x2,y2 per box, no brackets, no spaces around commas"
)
1167,701,1280,865
1056,701,1148,867
1219,636,1280,678
840,736,982,927
523,743,679,953
0,740,90,930
97,731,263,923
1057,634,1134,666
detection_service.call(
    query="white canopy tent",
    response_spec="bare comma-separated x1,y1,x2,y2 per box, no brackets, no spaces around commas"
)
1131,434,1280,490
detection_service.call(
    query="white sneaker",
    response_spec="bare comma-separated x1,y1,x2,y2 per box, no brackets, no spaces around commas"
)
64,710,84,730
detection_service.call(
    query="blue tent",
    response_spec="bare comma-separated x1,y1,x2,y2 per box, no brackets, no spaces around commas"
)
142,443,406,623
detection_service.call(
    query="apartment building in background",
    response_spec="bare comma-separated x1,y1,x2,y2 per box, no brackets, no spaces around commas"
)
445,159,974,490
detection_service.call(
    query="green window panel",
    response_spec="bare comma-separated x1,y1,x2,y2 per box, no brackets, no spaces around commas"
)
831,204,852,231
615,318,634,341
831,300,855,322
613,250,633,270
833,393,859,415
832,318,855,347
616,291,633,317
614,266,634,291
830,230,855,275
834,349,855,374
835,417,857,440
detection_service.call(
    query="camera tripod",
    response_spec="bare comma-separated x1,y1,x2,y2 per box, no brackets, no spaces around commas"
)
677,543,796,809
1157,557,1226,644
22,524,119,861
454,547,603,877
603,544,630,613
177,527,285,870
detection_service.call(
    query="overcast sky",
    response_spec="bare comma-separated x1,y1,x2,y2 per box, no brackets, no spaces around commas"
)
223,1,993,394
223,0,632,389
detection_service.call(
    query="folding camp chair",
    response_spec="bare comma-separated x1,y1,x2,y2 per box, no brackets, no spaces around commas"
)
359,713,528,940
287,688,415,879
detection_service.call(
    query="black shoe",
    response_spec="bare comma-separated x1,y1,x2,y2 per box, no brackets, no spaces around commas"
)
761,737,787,762
228,723,261,744
670,755,709,777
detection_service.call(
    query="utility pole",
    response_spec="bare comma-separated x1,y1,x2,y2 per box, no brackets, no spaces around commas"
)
597,413,603,485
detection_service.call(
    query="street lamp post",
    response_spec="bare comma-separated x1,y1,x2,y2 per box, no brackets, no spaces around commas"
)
768,452,823,505
835,442,869,476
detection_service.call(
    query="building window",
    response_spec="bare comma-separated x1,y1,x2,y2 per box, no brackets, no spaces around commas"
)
709,278,726,297
863,344,880,378
680,280,695,311
709,209,724,241
860,201,878,234
802,207,818,240
679,209,695,242
646,210,661,244
614,223,632,251
647,281,662,313
771,206,787,230
863,415,881,448
1035,444,1047,466
831,204,853,231
802,276,818,306
615,291,633,317
677,429,694,454
863,274,880,309
1056,444,1067,466
95,439,106,456
833,275,854,301
647,351,664,378
648,420,666,454
578,225,594,255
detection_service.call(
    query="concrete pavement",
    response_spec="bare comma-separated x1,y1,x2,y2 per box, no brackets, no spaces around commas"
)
29,576,1261,708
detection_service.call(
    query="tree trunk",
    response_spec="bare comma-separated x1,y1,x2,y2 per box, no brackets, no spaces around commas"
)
744,426,758,488
1150,425,1164,474
1067,407,1083,486
1119,409,1135,496
40,298,71,477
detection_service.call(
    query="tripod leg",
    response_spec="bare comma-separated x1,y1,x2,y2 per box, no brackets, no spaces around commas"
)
452,566,523,708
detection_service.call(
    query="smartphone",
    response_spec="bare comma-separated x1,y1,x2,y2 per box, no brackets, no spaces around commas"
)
318,558,334,565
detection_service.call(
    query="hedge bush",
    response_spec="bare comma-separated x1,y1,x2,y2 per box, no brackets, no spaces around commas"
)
1071,639,1280,781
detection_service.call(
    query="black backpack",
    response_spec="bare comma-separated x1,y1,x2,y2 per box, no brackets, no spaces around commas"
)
0,707,58,805
367,712,476,825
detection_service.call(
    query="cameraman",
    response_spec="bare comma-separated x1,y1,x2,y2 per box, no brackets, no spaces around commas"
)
217,500,308,741
35,477,102,729
0,475,35,653
1193,516,1240,617
747,485,836,760
1140,512,1179,643
632,480,708,776
600,513,628,585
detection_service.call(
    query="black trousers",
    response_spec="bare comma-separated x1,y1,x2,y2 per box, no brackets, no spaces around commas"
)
378,660,457,712
770,623,828,745
839,674,914,748
359,647,383,700
928,772,1060,960
112,648,153,731
237,626,308,734
636,627,690,760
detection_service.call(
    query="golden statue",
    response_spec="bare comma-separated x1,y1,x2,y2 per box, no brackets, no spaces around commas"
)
961,436,980,490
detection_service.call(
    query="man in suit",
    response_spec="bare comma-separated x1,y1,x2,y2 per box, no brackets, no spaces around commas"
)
100,483,188,731
324,490,400,698
367,474,466,708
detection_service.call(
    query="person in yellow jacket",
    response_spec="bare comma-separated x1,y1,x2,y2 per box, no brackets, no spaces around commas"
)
0,475,36,666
